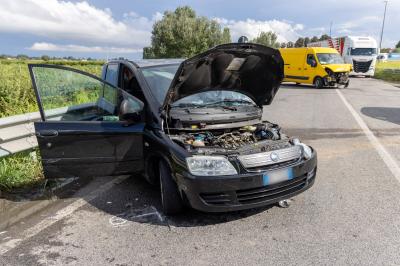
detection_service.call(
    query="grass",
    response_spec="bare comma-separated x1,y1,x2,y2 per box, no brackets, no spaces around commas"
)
0,150,43,191
374,61,400,83
0,59,103,191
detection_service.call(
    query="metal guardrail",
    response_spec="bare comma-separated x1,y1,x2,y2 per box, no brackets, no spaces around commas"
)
0,112,40,158
382,68,400,74
0,102,98,158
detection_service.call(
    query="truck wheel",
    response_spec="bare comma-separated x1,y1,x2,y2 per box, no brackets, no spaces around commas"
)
314,77,323,89
159,160,184,215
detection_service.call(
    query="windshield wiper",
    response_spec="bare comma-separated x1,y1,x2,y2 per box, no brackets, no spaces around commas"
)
171,99,255,109
201,99,255,106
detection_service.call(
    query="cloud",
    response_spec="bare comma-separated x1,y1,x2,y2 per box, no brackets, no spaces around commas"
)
28,42,142,53
335,16,381,34
0,0,157,49
215,18,303,43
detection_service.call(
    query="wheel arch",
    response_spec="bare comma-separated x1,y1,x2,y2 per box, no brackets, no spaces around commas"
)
144,151,172,185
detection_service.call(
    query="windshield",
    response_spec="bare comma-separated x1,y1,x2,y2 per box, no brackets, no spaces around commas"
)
171,91,256,108
316,53,344,65
350,48,377,56
141,64,179,103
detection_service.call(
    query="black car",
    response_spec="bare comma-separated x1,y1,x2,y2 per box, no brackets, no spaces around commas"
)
29,43,317,215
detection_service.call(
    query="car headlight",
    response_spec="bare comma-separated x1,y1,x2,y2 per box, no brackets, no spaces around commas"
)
292,138,312,159
300,144,312,159
186,156,238,176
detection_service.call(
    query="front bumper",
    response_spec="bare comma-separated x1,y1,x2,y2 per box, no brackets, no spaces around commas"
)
324,73,350,86
350,70,374,76
176,152,317,212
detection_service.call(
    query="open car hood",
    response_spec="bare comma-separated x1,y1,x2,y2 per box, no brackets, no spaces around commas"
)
162,43,284,109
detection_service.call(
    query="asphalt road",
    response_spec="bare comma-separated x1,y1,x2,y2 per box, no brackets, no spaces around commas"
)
2,78,400,266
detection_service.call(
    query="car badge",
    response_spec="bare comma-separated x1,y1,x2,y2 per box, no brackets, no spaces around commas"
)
270,152,279,162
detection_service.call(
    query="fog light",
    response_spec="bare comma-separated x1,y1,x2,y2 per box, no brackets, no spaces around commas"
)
307,168,316,180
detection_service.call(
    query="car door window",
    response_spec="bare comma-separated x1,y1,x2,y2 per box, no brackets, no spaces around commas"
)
105,63,119,86
307,54,316,66
30,65,142,122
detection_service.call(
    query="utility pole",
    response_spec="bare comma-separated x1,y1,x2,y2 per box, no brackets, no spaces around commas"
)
379,0,388,52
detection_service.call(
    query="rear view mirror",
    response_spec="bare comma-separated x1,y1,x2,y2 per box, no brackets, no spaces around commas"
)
119,98,144,123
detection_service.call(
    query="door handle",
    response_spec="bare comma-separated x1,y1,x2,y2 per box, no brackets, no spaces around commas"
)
304,68,308,70
36,130,59,138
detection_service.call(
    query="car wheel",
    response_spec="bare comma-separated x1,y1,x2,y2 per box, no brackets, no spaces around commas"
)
344,80,350,88
159,160,184,215
314,77,323,89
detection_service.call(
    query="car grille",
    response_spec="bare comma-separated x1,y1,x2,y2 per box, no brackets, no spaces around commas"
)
352,60,372,73
237,146,302,169
200,173,310,206
236,175,308,204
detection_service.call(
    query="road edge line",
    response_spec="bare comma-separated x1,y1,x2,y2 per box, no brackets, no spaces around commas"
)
336,89,400,183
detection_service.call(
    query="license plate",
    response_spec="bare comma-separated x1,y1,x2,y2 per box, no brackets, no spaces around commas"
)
262,168,293,186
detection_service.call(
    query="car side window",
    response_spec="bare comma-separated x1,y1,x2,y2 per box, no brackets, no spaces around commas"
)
30,65,143,122
306,54,316,65
105,63,119,86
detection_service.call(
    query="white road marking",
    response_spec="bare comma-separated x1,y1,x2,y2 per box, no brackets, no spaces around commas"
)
336,89,400,183
0,175,130,255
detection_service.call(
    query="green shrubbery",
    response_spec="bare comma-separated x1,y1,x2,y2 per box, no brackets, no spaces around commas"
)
374,61,400,83
0,60,103,190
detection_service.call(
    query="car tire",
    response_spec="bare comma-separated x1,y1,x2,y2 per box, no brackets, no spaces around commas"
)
159,160,184,215
314,77,323,89
344,80,350,88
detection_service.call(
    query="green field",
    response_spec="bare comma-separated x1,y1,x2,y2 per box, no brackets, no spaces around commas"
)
374,61,400,83
0,59,104,191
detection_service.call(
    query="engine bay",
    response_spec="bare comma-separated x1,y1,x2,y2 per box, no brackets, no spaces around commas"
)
169,121,291,152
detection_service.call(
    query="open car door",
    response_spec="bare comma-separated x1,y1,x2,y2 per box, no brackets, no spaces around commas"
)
29,64,145,179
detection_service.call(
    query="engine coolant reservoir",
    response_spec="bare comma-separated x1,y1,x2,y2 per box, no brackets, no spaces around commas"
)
192,137,205,147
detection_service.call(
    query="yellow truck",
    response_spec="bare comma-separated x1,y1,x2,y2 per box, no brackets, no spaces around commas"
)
279,47,352,88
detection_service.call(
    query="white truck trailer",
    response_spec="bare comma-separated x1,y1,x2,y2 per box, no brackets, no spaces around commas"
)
308,36,377,77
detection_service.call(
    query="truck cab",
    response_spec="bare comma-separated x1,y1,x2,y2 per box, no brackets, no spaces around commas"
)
342,36,378,77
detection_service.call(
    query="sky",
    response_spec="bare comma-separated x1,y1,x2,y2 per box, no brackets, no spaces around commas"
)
0,0,398,59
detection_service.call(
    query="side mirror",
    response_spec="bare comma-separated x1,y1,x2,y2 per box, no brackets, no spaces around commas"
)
311,61,317,67
119,98,144,123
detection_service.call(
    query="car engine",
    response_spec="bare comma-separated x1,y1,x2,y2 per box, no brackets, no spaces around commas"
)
169,122,283,150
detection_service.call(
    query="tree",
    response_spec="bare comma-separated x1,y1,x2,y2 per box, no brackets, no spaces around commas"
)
286,41,294,48
294,37,305,47
311,36,319,43
319,34,330,41
396,40,400,48
143,6,231,59
41,55,50,61
280,42,287,48
16,54,29,60
251,31,280,48
304,37,310,47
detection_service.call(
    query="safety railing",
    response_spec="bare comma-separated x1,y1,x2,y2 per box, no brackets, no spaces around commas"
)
0,112,40,157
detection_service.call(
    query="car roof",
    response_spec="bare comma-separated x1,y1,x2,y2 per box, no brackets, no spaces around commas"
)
107,59,184,68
